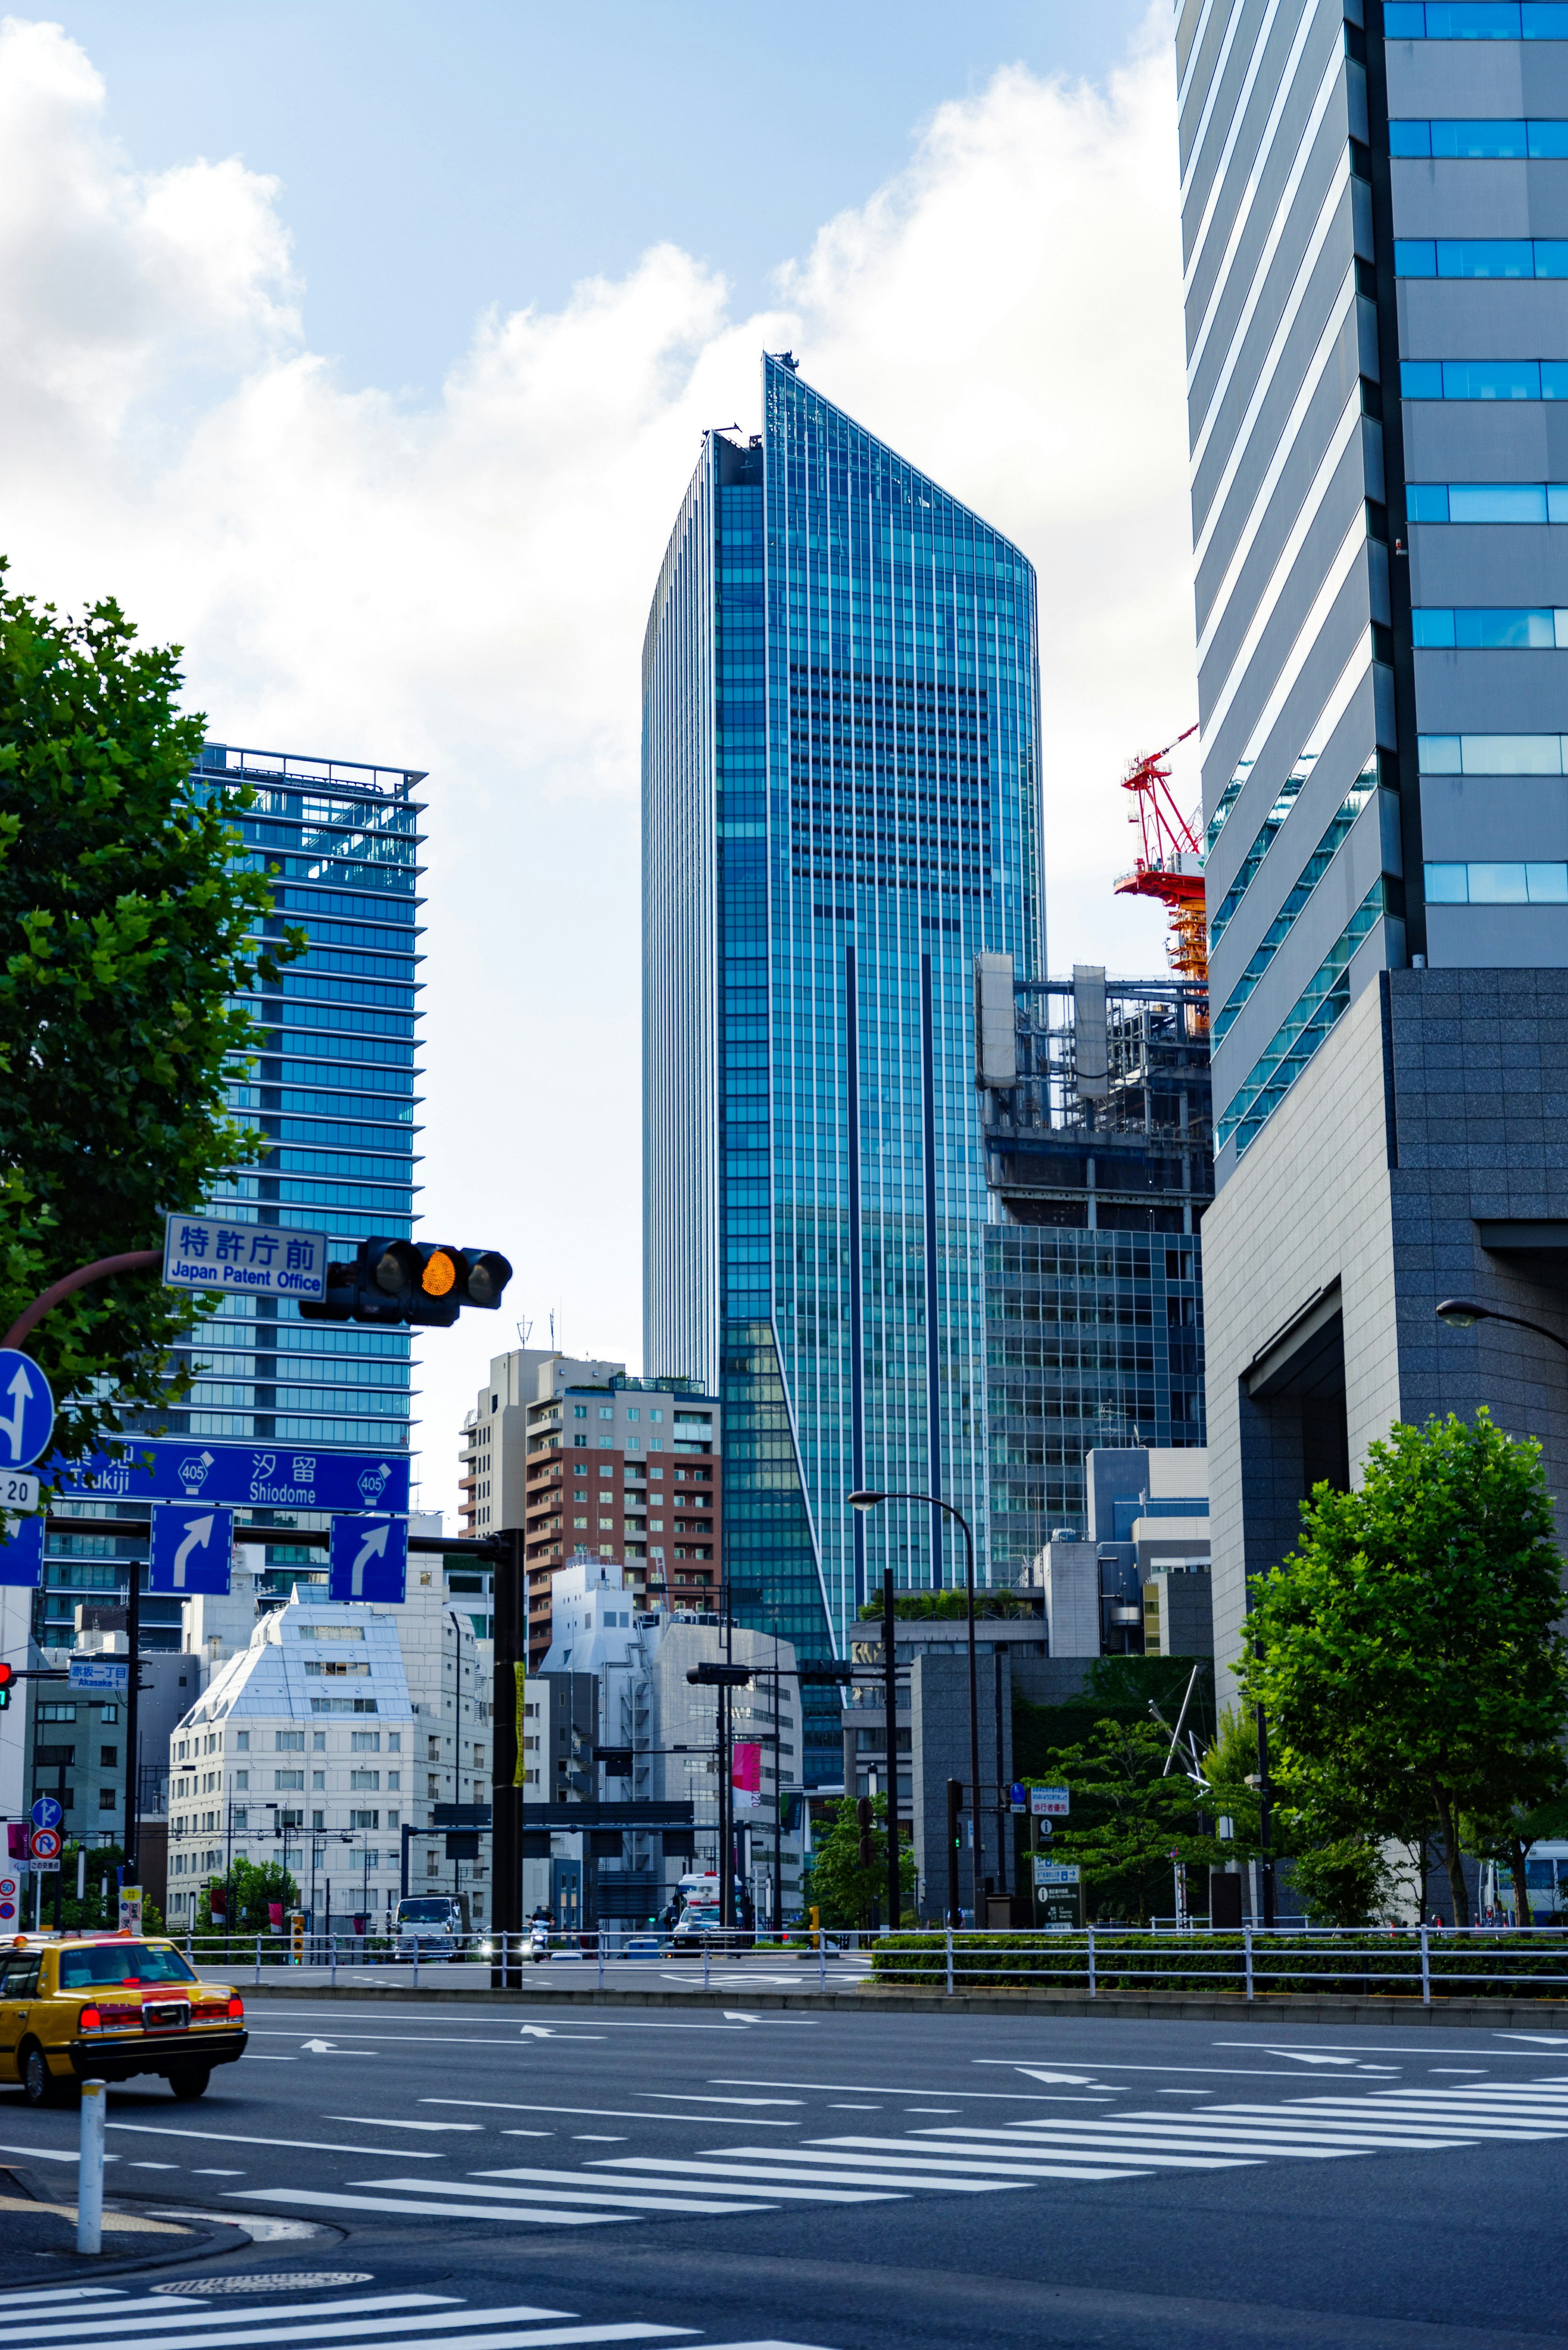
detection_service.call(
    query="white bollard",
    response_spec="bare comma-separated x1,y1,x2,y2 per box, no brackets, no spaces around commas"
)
78,2078,106,2256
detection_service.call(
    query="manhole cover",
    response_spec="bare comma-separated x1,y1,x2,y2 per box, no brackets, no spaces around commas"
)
151,2273,373,2295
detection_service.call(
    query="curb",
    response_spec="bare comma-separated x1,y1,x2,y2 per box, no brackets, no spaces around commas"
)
239,1977,1568,2029
4,2166,253,2285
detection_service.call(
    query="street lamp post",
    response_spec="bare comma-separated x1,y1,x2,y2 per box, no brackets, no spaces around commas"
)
849,1489,982,1928
1436,1298,1568,1355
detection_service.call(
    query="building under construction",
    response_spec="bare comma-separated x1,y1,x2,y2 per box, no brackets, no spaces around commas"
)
976,954,1214,1576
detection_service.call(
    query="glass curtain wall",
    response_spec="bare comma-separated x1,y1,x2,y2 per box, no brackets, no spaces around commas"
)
644,357,1042,1773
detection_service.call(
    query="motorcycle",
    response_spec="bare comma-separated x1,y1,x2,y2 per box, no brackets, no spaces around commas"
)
528,1919,551,1963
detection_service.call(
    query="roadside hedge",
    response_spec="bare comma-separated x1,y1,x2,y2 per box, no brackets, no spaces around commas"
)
866,1930,1568,2000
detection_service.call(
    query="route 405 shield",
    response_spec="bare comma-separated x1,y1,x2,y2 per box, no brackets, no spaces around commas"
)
149,1502,234,1594
329,1513,408,1603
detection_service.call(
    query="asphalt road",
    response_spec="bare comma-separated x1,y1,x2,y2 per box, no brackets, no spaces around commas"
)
6,2000,1568,2349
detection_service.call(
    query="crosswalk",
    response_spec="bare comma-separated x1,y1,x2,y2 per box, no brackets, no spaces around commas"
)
7,2280,838,2350
221,2077,1568,2229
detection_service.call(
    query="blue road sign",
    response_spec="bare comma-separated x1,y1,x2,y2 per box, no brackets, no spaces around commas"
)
46,1439,409,1514
329,1513,408,1603
31,1795,62,1831
0,1514,44,1588
0,1351,54,1470
149,1503,234,1595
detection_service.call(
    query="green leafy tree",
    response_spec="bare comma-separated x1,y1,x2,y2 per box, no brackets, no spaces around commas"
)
1242,1411,1568,1926
1041,1718,1216,1924
193,1856,299,1935
802,1794,916,1928
1287,1836,1393,1928
44,1844,163,1934
0,565,301,1458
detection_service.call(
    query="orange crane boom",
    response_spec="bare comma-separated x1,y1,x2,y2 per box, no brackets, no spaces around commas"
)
1113,722,1207,985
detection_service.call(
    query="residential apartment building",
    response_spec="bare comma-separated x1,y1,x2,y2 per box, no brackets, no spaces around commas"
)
1177,0,1568,1693
458,1350,722,1666
643,357,1044,1780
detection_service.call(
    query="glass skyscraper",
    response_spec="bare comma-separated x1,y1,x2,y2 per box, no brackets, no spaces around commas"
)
643,356,1042,1773
167,742,422,1458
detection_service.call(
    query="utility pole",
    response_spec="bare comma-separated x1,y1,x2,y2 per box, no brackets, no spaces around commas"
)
882,1568,901,1932
1255,1701,1276,1928
123,1558,142,1882
491,1526,525,1986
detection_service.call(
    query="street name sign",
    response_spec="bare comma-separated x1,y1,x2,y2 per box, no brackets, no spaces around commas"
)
164,1213,329,1302
0,1351,53,1469
47,1438,410,1515
328,1513,408,1603
69,1658,130,1694
149,1502,234,1595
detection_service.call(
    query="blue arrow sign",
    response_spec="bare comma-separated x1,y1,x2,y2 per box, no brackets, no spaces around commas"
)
149,1502,234,1595
46,1438,409,1514
0,1514,44,1588
329,1513,408,1603
0,1351,54,1469
31,1795,62,1831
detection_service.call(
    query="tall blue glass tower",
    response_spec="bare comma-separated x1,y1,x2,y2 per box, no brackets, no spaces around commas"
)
166,742,422,1458
643,356,1042,1769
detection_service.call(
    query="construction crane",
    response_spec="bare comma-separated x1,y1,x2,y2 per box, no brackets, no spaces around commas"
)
1114,722,1206,985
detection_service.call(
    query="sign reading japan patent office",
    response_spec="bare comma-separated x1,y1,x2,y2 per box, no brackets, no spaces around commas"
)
163,1212,328,1302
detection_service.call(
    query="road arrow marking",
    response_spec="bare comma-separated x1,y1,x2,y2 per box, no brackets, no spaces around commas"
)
0,1363,33,1463
518,2025,603,2040
352,1520,390,1596
723,2011,765,2023
299,2038,375,2055
1016,2068,1099,2086
172,1513,215,1589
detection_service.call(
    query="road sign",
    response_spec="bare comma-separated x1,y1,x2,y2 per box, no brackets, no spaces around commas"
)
29,1859,60,1875
328,1513,408,1603
1031,1785,1070,1817
0,1514,44,1589
149,1502,234,1595
119,1887,142,1935
47,1438,410,1515
69,1658,130,1694
0,1351,54,1469
29,1827,62,1862
1033,1858,1080,1885
164,1213,329,1303
0,1471,39,1513
0,1870,19,1922
31,1795,62,1831
1009,1781,1027,1812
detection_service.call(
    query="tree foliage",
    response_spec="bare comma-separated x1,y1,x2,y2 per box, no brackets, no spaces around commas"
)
1039,1718,1217,1924
1241,1411,1568,1926
193,1856,300,1935
43,1844,163,1935
0,566,301,1457
803,1793,917,1928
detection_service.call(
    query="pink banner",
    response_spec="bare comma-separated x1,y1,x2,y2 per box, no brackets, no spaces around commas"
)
733,1741,762,1809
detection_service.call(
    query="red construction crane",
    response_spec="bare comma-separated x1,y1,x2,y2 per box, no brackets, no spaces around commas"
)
1114,722,1206,986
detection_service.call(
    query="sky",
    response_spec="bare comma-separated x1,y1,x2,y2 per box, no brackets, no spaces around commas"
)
0,3,1199,1524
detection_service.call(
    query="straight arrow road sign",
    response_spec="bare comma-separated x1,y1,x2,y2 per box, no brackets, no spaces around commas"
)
0,1350,54,1468
328,1513,408,1603
149,1502,235,1594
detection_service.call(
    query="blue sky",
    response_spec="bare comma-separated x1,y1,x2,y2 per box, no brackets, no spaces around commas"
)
47,1,1158,396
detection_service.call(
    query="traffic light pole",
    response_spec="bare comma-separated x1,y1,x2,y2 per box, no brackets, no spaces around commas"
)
123,1563,141,1883
491,1528,526,1987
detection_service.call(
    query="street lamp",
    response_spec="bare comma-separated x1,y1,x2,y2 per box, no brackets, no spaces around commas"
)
1436,1298,1568,1354
848,1489,982,1929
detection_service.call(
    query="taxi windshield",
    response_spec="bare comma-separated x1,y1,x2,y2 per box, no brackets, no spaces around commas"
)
57,1944,197,1990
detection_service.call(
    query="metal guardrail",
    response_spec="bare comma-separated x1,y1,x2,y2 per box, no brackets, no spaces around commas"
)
865,1924,1568,2004
166,1923,1568,2003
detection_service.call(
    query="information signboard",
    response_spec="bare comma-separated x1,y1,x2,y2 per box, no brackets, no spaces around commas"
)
163,1213,329,1303
47,1438,410,1515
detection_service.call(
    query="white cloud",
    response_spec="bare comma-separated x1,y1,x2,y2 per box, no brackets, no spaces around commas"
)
0,10,1196,1520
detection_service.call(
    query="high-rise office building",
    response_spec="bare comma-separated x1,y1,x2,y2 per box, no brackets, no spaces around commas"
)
169,741,422,1458
643,356,1042,1778
1179,2,1568,1692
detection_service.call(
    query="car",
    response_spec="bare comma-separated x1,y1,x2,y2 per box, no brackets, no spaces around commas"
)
0,1933,247,2107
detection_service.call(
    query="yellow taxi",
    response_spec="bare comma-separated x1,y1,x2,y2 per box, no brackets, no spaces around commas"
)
0,1932,247,2106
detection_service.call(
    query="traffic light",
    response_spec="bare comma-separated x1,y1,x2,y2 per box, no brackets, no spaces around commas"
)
301,1237,513,1329
857,1795,875,1871
686,1663,753,1688
0,1661,13,1710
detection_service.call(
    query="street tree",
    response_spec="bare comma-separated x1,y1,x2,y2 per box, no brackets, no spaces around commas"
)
1241,1411,1568,1926
804,1793,916,1928
194,1856,300,1936
1044,1717,1215,1923
0,564,301,1457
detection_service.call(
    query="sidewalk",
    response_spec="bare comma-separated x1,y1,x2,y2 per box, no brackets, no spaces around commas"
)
2,2165,252,2286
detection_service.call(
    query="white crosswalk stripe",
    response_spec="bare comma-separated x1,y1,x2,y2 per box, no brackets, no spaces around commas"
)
7,2283,838,2350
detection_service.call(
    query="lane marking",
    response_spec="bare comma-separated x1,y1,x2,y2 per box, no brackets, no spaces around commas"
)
227,2188,635,2229
422,2100,796,2128
325,2118,483,2133
7,2291,463,2343
104,2123,445,2159
596,2155,1091,2193
363,2173,776,2214
732,2138,1251,2178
